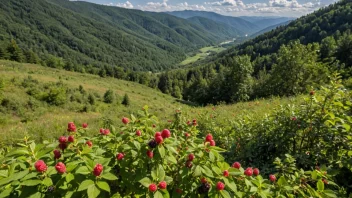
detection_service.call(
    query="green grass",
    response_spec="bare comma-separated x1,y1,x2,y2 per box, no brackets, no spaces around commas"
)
180,46,226,65
0,60,302,145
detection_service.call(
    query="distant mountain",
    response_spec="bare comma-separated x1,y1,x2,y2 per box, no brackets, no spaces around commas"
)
239,16,295,30
0,0,242,71
250,20,292,38
166,10,260,35
187,16,243,39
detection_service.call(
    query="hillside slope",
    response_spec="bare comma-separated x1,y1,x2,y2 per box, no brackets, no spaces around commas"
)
0,0,238,71
216,0,352,64
166,10,259,35
250,20,292,38
187,16,243,39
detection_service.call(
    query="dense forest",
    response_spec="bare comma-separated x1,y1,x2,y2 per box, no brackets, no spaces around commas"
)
0,0,244,71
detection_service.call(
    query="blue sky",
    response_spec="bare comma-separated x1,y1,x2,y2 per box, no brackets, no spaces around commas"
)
76,0,337,17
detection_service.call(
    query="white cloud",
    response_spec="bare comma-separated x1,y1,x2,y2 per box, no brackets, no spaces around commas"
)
106,0,337,17
106,1,134,9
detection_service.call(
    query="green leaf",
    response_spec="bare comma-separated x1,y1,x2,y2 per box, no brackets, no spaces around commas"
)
87,184,101,198
6,149,29,157
66,173,74,183
209,151,215,162
277,176,288,186
317,180,324,191
76,166,90,175
158,165,165,181
228,168,242,176
167,155,177,164
220,190,231,198
323,190,337,198
154,191,163,198
21,179,42,186
42,177,53,187
193,166,202,177
133,141,141,150
97,181,110,192
245,179,252,188
21,172,38,181
101,172,118,181
139,177,152,188
0,188,12,198
311,170,317,180
201,166,214,177
158,145,165,158
77,180,95,191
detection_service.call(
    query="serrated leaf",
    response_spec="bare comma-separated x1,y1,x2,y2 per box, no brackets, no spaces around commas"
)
20,172,37,181
21,179,42,186
97,181,110,192
6,149,29,157
133,141,141,150
154,191,163,198
317,180,324,191
220,190,231,198
77,180,95,191
66,173,74,183
0,188,12,198
158,145,165,158
76,166,90,175
193,166,202,177
323,190,337,198
87,184,100,198
139,177,152,187
201,166,214,177
101,172,118,181
42,177,53,187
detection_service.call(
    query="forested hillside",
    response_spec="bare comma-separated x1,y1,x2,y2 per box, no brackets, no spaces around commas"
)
0,0,242,71
153,0,352,104
167,10,260,35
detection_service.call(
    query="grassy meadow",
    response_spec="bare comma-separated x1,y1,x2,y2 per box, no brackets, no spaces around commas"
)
0,60,302,145
180,46,226,65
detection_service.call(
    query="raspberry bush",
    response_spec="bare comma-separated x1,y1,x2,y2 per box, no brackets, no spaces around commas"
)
0,105,345,197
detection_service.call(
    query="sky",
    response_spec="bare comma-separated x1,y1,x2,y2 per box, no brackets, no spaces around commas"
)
76,0,338,17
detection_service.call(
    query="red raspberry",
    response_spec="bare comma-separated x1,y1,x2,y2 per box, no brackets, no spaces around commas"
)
223,170,229,177
86,140,93,148
122,117,129,125
253,168,260,176
291,117,297,121
155,136,163,145
146,150,154,158
201,178,207,183
99,128,104,134
185,161,192,168
55,162,66,174
184,132,190,138
216,182,225,191
232,162,241,169
103,129,110,135
93,164,103,176
158,181,167,189
161,129,171,138
269,174,276,182
205,134,213,142
58,136,67,144
68,135,74,143
188,154,195,161
59,143,67,151
116,153,124,160
154,132,161,138
136,130,141,136
310,90,315,95
53,149,61,159
210,140,216,146
244,167,253,176
34,160,47,173
149,183,157,192
82,123,88,128
187,121,191,125
67,122,76,132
